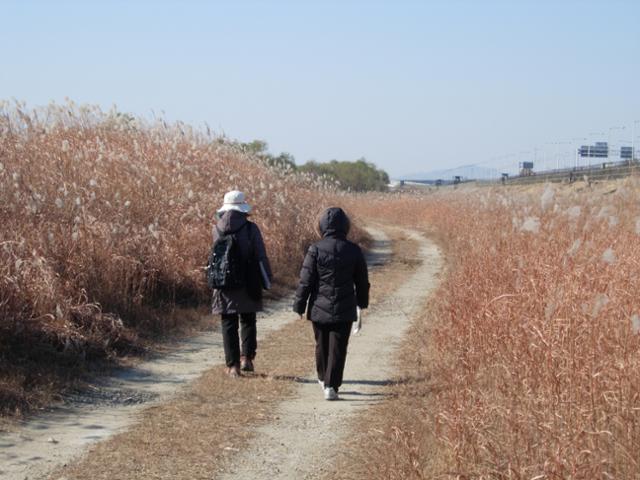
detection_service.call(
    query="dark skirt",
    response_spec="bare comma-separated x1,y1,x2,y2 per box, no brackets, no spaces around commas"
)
211,287,263,314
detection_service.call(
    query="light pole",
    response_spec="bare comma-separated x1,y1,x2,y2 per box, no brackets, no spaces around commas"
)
543,142,555,171
572,137,587,169
547,141,570,171
557,141,571,170
609,126,625,163
633,120,639,162
589,132,605,168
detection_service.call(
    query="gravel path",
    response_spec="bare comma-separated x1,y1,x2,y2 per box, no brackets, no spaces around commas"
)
0,304,295,480
0,227,394,480
217,228,442,480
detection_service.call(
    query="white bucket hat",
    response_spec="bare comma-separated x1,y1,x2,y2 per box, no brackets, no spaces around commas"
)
217,190,252,215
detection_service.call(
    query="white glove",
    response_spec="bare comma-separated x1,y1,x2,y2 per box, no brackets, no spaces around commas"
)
352,307,362,334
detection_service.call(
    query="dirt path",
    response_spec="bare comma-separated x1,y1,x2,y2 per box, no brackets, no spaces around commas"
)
0,306,296,480
0,227,393,480
216,228,442,479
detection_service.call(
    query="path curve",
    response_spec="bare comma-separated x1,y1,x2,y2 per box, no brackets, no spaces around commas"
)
217,227,442,480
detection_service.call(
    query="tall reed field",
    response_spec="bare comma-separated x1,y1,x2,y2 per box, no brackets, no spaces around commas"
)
0,101,360,414
349,180,640,479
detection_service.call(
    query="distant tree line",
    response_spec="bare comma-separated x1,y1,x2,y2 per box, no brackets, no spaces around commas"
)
240,140,389,192
298,159,389,192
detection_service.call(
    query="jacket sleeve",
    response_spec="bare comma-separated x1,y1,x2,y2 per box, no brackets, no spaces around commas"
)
251,224,273,280
354,246,370,309
293,245,318,315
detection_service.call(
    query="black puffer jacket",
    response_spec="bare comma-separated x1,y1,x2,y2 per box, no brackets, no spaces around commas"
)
293,208,369,324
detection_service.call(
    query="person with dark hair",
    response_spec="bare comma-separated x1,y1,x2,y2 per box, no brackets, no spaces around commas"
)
211,190,272,378
293,207,370,400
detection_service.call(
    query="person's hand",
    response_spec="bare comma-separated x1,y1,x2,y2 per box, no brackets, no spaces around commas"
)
353,307,363,334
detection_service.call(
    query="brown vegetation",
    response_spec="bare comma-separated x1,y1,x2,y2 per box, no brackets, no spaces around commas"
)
0,101,365,415
7,99,638,478
345,181,640,479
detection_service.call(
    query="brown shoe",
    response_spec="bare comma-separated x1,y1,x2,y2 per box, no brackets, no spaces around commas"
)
240,356,254,372
227,365,241,378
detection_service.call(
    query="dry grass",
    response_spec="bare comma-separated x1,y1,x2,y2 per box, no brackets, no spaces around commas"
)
343,179,640,479
0,100,367,415
48,226,413,480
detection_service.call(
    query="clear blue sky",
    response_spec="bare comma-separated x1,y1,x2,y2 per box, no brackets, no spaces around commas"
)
1,0,639,177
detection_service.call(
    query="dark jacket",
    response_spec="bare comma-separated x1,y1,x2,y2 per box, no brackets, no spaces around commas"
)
293,207,369,324
211,210,273,314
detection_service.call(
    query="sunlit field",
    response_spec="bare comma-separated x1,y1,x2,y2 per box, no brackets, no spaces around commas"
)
350,181,640,478
0,101,364,413
3,100,640,476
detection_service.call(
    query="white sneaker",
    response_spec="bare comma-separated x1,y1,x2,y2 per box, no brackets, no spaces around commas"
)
324,387,338,401
318,379,324,389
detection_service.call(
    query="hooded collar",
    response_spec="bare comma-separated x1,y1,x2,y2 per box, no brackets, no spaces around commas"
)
319,207,350,238
217,209,248,234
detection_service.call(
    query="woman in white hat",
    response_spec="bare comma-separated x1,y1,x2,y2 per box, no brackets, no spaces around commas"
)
211,190,273,377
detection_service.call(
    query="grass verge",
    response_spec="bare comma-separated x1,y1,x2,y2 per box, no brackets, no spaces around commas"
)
342,179,640,478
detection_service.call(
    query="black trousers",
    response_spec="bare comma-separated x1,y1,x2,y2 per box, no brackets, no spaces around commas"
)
221,313,257,367
312,321,352,391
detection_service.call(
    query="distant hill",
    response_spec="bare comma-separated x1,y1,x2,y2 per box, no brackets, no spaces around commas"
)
399,165,499,181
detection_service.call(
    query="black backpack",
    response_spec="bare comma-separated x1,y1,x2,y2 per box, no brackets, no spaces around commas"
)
206,223,248,290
